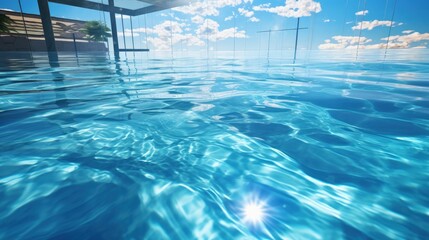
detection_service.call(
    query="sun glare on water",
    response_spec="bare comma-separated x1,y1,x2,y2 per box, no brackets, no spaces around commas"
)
242,198,267,225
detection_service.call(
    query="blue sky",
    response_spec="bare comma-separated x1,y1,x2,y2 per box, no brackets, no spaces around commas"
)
2,0,429,52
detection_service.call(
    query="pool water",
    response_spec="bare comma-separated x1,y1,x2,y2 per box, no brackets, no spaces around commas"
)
1,51,429,239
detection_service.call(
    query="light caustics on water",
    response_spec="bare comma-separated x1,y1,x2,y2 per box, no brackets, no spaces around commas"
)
0,50,429,239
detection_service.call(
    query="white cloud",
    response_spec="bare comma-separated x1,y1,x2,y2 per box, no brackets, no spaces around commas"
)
249,17,260,22
195,19,221,37
224,16,233,21
191,15,205,24
142,20,203,50
146,21,186,37
319,32,429,50
141,19,246,50
196,19,246,41
253,0,321,18
257,3,271,8
402,30,414,34
318,36,372,49
217,28,246,40
147,34,205,50
355,10,368,16
413,46,427,49
142,20,194,50
323,19,333,23
352,20,395,30
362,43,391,49
174,0,243,16
238,8,254,18
319,36,388,50
238,7,260,22
382,32,429,48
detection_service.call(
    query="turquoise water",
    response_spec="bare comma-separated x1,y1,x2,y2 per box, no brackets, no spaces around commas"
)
1,51,429,239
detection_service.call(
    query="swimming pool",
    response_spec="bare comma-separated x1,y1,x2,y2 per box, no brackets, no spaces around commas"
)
1,50,429,239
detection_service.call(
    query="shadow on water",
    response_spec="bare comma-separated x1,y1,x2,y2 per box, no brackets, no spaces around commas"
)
0,52,35,71
0,51,131,144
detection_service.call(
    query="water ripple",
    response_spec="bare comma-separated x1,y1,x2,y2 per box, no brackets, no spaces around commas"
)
1,52,429,239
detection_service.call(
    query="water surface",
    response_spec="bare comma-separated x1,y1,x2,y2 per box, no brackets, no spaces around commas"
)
1,50,429,239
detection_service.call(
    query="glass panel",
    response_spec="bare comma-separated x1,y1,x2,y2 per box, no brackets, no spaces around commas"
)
114,0,151,10
84,0,152,11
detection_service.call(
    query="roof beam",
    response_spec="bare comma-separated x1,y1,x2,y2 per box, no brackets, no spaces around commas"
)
48,0,193,16
48,0,134,15
132,0,190,16
136,0,181,5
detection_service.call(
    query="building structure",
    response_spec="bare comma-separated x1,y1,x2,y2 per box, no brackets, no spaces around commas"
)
0,9,106,52
35,0,191,61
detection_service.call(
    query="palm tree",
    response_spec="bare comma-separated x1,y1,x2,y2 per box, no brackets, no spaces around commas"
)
80,21,111,42
0,13,15,34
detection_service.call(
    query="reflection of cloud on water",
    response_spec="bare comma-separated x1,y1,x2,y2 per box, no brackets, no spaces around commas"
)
396,72,418,81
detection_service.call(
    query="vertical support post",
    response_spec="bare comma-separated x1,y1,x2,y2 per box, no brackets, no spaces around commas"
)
18,0,33,55
130,16,136,59
37,0,58,63
109,0,119,60
384,0,397,61
130,17,135,50
121,14,127,59
101,0,110,59
121,14,126,49
293,18,300,64
356,0,366,60
72,33,78,58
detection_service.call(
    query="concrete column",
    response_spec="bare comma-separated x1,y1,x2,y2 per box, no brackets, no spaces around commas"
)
109,0,120,60
37,0,58,63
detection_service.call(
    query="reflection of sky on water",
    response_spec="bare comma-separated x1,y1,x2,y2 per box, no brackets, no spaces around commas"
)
1,51,429,239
